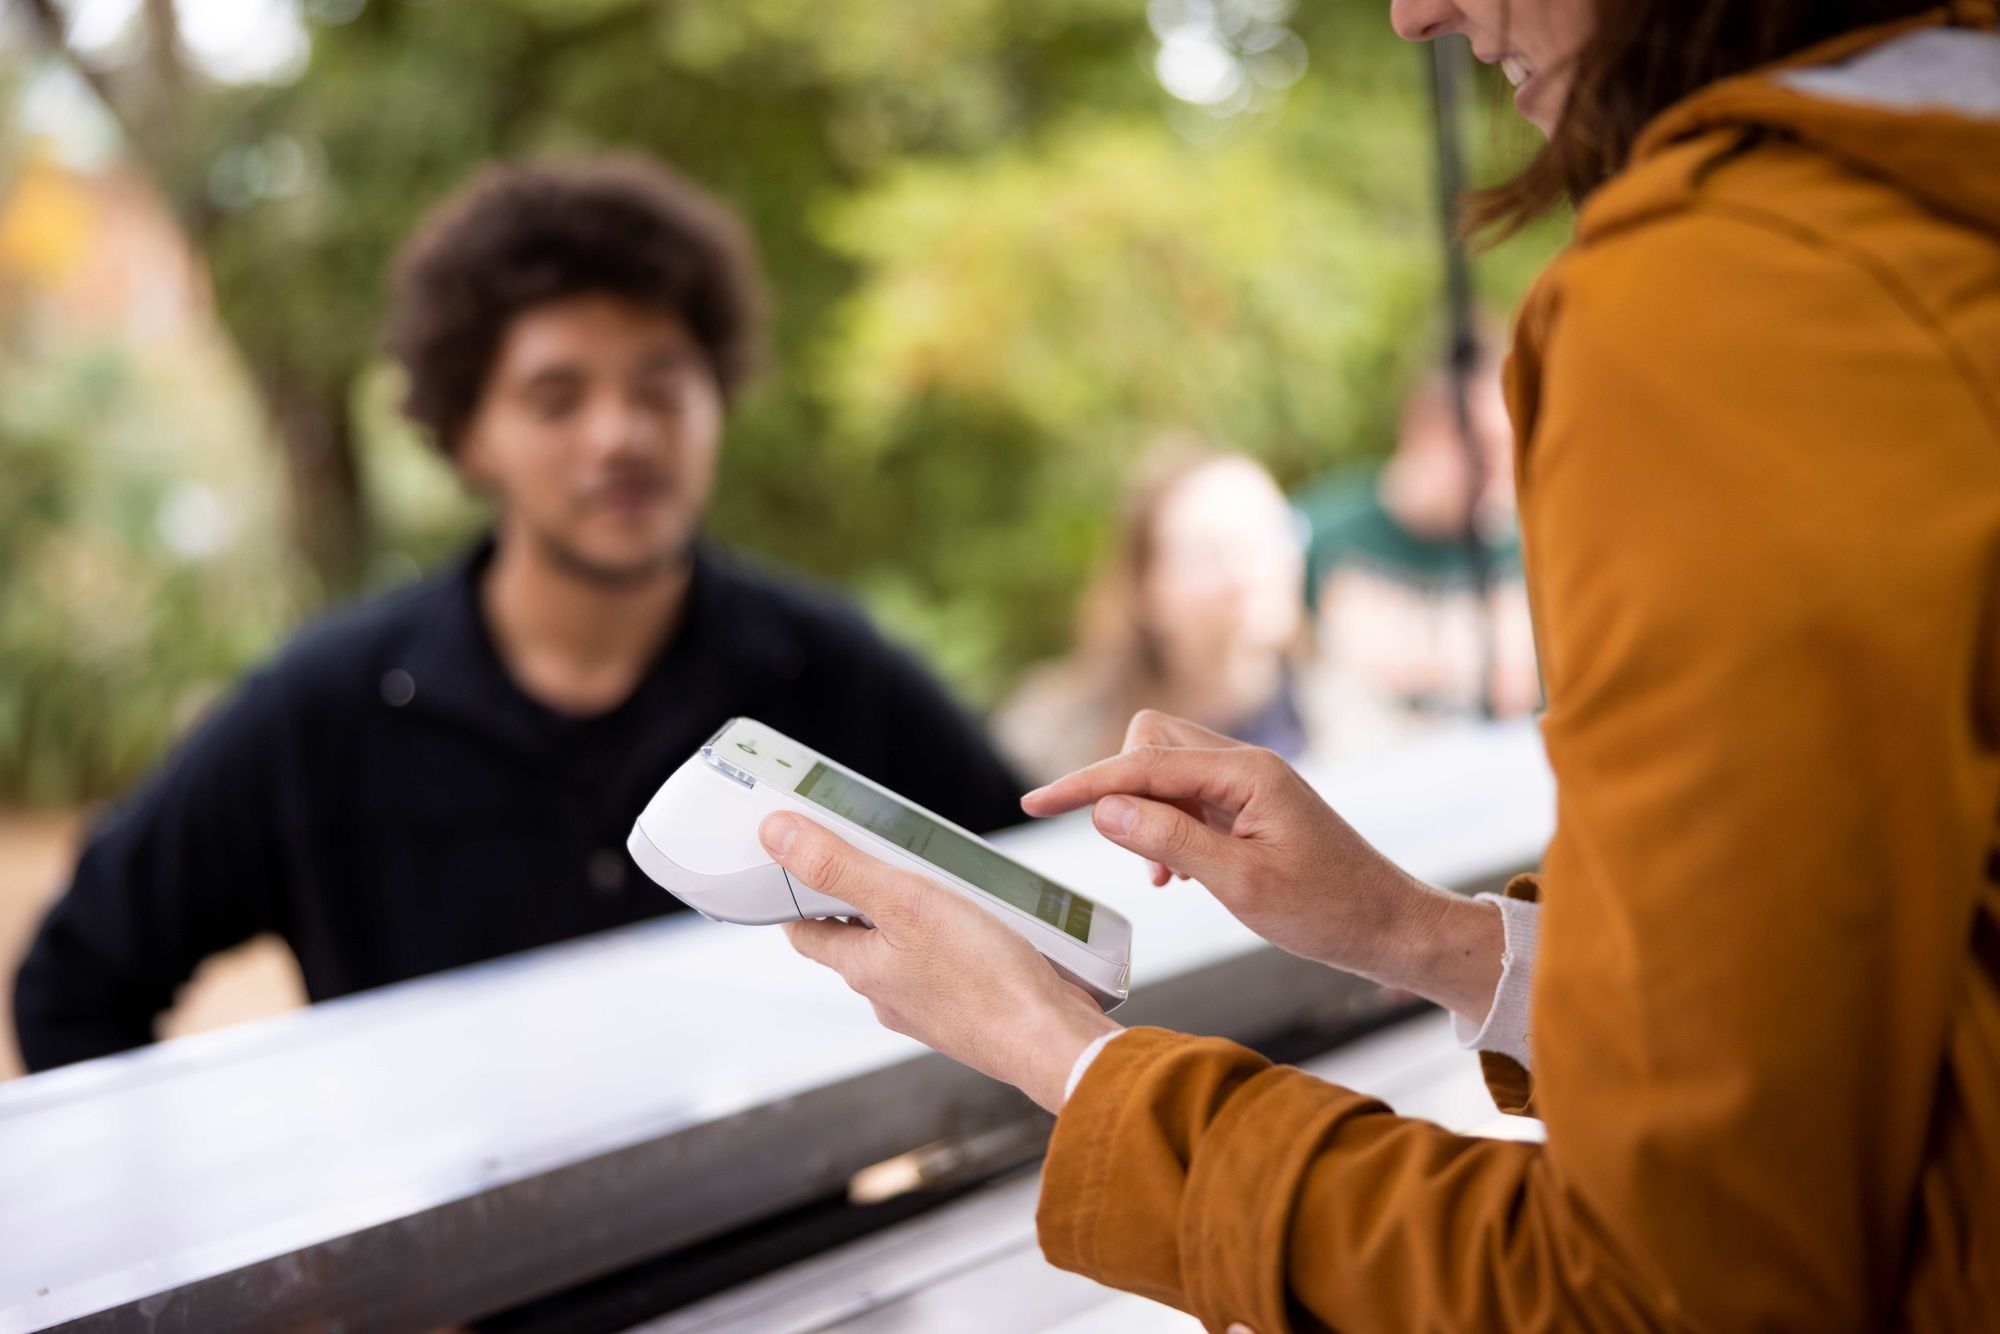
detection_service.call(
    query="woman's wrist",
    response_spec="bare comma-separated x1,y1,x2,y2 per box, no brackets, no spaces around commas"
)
1017,993,1123,1113
1363,886,1506,1025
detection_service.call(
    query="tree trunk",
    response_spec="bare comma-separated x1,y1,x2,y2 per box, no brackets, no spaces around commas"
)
22,0,370,600
267,378,366,599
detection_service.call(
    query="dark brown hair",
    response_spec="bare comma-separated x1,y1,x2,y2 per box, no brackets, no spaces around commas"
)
385,156,766,454
1471,0,1953,237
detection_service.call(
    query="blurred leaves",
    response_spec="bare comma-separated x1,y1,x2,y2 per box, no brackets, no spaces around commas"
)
0,344,292,804
817,121,1437,465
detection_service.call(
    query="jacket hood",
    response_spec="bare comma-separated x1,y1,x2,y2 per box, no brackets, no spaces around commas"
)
1588,5,2000,240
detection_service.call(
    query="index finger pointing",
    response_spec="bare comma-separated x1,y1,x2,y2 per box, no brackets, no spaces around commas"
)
1020,745,1266,819
1121,708,1243,753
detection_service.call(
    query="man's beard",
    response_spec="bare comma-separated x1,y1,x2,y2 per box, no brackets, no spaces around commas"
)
529,523,697,590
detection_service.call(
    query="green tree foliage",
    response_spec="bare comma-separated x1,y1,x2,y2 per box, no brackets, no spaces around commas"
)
0,346,293,803
801,118,1443,698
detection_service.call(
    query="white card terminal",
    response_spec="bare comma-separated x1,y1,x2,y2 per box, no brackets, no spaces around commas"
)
628,717,1131,1010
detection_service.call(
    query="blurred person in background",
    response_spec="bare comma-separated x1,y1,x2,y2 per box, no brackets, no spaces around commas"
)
11,157,1023,1074
993,445,1319,785
1294,347,1540,733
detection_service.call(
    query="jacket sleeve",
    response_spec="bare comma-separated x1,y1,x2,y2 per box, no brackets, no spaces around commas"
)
12,669,293,1072
1036,213,1996,1331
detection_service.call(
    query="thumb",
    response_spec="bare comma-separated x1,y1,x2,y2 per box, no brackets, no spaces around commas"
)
1092,794,1233,882
759,812,915,924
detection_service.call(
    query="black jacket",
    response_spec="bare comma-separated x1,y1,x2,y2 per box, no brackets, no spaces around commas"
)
13,541,1025,1072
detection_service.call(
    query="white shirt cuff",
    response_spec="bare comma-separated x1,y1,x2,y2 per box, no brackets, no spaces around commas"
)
1061,1029,1125,1106
1451,892,1539,1071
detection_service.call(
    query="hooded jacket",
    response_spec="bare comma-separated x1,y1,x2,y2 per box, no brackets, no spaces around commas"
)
1035,7,2000,1330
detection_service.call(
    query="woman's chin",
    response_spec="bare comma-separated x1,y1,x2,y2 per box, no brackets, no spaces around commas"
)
1513,76,1564,137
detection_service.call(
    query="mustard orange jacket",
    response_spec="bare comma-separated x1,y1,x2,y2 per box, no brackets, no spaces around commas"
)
1036,8,2000,1330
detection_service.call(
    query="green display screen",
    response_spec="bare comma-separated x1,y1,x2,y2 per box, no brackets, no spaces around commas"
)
794,762,1096,942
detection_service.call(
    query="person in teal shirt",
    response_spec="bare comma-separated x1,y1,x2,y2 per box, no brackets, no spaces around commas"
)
1294,358,1539,726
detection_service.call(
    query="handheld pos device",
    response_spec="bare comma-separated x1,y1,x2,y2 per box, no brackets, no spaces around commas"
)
628,718,1132,1010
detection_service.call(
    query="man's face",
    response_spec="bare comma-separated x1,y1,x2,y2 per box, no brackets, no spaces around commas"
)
458,294,724,585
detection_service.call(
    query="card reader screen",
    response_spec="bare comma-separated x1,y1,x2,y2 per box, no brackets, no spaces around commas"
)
794,763,1096,942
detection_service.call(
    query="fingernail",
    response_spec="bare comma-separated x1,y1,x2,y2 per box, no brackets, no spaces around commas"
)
1095,796,1136,837
1022,784,1049,804
760,813,797,856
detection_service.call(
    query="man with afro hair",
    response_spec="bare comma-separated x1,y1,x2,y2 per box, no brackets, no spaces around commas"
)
15,158,1025,1072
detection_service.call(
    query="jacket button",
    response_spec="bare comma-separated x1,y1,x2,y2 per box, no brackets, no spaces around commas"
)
380,668,416,707
588,848,627,895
